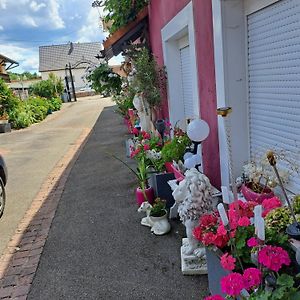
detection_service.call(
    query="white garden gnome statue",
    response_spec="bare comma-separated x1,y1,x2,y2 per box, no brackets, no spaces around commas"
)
172,168,213,274
133,94,151,132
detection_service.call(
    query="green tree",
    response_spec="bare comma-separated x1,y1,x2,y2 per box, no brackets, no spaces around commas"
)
100,0,149,33
87,63,122,96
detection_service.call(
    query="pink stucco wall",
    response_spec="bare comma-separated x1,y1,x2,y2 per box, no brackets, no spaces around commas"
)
148,0,221,187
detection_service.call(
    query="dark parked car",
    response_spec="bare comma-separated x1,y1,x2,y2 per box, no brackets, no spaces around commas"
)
0,154,7,218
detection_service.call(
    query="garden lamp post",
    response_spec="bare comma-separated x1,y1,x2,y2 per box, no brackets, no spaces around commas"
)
183,119,209,170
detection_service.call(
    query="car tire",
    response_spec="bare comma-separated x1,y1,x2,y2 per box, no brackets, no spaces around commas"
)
0,177,5,218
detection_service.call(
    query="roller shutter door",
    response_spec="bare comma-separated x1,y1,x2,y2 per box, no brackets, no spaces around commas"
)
180,45,194,120
247,0,300,193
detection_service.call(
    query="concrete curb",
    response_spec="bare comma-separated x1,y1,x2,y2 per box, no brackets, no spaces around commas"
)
0,128,92,299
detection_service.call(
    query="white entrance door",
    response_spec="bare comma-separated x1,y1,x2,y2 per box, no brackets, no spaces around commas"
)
247,0,300,193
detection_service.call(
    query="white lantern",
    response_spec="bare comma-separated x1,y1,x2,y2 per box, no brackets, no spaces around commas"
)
187,119,210,142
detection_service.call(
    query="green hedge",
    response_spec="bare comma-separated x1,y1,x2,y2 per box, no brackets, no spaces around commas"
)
0,78,63,129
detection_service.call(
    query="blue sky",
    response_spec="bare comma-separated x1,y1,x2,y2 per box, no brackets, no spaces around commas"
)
0,0,119,73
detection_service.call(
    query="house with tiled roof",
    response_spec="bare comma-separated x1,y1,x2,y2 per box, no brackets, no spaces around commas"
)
0,54,19,82
39,42,102,90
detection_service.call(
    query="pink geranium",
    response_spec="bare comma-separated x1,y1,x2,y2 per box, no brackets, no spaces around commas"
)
143,144,150,151
243,268,262,290
262,197,282,217
247,237,258,248
221,273,245,297
258,245,291,272
201,232,216,246
132,127,140,135
193,226,202,240
199,214,218,228
141,131,151,140
204,295,225,300
237,216,251,227
220,253,236,271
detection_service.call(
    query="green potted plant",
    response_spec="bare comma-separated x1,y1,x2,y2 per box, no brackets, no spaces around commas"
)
112,153,154,206
149,198,171,235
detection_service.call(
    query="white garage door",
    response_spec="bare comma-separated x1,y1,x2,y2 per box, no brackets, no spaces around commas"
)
247,0,300,193
180,45,194,120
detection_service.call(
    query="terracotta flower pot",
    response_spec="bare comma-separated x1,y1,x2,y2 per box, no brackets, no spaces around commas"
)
135,187,154,206
241,182,274,204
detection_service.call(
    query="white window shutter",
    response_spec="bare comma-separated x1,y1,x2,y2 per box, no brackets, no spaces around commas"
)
247,0,300,193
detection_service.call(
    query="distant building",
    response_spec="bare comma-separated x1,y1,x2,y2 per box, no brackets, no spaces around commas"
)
39,42,102,91
8,79,42,100
0,54,19,82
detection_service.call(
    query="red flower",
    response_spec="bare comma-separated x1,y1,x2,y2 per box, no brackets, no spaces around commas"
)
143,144,150,151
213,234,229,248
258,245,291,272
204,295,225,300
262,197,282,217
200,214,218,229
221,273,245,297
130,148,141,158
220,253,236,271
243,268,262,290
141,131,151,139
193,226,202,241
237,216,251,227
132,127,139,135
202,232,216,246
247,237,258,248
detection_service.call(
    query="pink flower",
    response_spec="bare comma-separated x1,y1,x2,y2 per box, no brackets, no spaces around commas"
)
217,225,227,236
247,237,258,248
221,273,245,296
202,232,216,246
238,216,251,227
258,245,291,272
200,214,218,229
204,295,225,300
193,226,202,241
141,131,150,139
262,197,282,217
213,234,229,248
220,253,236,271
132,127,139,135
243,268,262,290
143,144,150,151
130,148,141,158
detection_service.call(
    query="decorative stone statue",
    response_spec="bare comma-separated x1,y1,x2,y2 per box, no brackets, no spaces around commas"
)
172,168,213,274
132,94,151,132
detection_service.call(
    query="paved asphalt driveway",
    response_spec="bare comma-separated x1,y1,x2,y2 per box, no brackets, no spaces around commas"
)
27,106,209,299
0,96,113,255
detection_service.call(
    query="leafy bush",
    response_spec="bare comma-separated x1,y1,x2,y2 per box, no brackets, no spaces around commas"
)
87,63,122,96
9,102,33,129
161,134,191,163
27,97,49,122
47,97,62,111
112,85,135,117
29,73,63,99
0,78,20,116
131,47,166,109
101,0,149,33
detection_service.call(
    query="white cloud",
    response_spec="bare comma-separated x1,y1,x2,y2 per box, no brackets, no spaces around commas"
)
22,16,38,27
30,1,46,12
0,0,7,9
0,44,39,72
48,0,65,29
77,8,104,43
0,25,4,31
108,54,124,66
